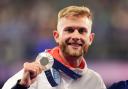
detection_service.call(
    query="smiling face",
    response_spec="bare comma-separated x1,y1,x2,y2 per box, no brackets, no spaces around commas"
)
53,16,94,58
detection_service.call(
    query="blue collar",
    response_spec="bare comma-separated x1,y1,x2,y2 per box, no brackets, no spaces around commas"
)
44,58,82,87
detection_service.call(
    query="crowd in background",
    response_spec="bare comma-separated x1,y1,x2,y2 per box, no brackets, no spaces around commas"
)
0,0,128,88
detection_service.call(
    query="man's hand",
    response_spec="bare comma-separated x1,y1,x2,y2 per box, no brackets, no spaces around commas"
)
19,61,45,87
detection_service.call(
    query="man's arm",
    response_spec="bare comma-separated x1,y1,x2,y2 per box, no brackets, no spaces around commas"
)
2,61,45,89
2,69,24,89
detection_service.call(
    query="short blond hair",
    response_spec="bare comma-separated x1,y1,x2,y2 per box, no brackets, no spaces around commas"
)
58,6,93,20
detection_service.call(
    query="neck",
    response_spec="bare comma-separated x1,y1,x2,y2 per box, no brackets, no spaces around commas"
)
59,49,83,68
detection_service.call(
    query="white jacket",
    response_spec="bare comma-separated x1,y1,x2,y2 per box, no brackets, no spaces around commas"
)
2,67,106,89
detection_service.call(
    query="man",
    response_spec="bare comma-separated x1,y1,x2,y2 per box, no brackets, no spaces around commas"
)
2,6,106,89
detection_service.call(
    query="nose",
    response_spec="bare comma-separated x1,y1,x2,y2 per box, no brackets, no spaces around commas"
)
71,30,81,41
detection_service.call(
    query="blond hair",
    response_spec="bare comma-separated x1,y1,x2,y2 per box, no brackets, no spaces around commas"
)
58,6,93,20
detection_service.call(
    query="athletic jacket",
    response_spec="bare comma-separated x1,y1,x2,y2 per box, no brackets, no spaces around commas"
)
2,47,106,89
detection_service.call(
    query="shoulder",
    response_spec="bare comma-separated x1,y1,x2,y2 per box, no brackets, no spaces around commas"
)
84,68,102,79
82,68,106,89
108,80,128,89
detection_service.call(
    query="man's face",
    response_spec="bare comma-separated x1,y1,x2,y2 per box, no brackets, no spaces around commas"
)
54,16,94,57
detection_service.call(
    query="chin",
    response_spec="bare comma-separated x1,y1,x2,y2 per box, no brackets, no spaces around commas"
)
65,47,83,57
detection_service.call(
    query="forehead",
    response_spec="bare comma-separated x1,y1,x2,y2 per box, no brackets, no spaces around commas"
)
57,16,92,30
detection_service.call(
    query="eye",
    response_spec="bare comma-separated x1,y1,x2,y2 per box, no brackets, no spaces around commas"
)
78,27,87,34
64,27,74,33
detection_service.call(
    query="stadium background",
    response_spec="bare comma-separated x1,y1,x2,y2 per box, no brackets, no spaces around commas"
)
0,0,128,88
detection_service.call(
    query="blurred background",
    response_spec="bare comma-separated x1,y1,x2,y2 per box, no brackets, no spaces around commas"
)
0,0,128,88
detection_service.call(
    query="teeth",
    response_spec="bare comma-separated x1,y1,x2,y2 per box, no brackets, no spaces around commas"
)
67,42,83,46
71,43,82,46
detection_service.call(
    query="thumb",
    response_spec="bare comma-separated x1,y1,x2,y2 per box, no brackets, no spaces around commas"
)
20,70,31,87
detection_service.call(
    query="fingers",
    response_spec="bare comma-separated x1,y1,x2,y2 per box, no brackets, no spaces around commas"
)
20,61,46,87
20,71,31,87
23,61,44,78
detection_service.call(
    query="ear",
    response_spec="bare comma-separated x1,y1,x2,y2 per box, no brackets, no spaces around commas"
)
53,31,60,43
88,33,95,45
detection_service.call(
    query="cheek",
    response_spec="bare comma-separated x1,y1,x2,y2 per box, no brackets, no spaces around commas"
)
58,35,67,44
61,33,70,40
82,36,90,44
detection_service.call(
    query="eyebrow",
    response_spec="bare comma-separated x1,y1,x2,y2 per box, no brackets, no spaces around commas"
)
63,26,88,33
64,26,87,30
